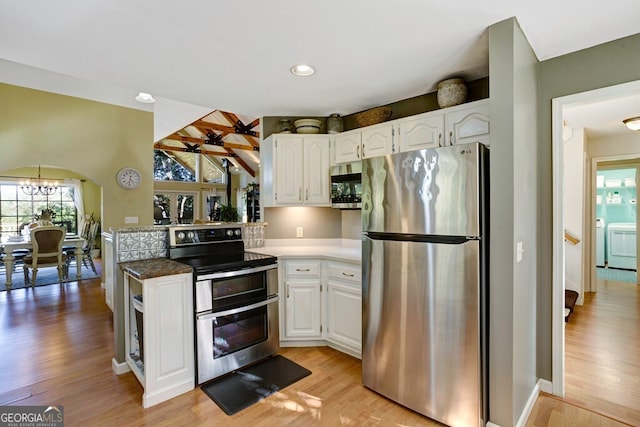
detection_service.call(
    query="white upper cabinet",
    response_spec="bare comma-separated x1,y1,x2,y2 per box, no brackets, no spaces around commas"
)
444,99,490,146
334,130,361,164
396,112,444,152
333,99,490,164
333,123,395,164
361,123,394,158
261,134,330,207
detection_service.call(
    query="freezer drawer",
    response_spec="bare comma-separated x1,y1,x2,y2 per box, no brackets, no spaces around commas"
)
362,235,486,426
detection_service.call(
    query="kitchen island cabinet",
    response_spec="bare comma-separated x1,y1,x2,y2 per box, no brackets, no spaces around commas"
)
121,261,194,408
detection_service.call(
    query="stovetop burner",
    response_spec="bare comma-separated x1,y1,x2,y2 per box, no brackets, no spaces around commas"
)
174,251,277,275
167,224,277,276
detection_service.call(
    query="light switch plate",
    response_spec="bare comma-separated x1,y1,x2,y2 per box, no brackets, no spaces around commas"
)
516,241,524,263
125,216,139,224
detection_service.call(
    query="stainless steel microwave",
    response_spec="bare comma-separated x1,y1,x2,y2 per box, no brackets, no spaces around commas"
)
330,162,362,209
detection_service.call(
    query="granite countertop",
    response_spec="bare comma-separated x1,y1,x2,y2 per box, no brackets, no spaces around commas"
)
247,239,361,263
120,258,193,280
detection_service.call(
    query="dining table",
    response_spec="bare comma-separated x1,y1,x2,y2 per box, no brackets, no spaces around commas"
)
1,233,85,289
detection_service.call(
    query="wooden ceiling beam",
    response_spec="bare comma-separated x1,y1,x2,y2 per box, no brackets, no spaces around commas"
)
154,143,238,157
219,111,260,147
163,134,257,151
224,148,255,177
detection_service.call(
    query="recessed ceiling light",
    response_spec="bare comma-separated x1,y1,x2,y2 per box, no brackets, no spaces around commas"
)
135,92,156,103
290,64,315,77
623,117,640,131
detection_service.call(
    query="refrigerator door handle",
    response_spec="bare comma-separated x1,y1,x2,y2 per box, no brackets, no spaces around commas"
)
364,231,474,244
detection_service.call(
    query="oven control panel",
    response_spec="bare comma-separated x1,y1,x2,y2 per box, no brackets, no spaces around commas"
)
169,225,242,246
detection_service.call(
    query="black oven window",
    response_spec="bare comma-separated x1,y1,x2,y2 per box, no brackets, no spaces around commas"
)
212,306,268,358
212,272,267,310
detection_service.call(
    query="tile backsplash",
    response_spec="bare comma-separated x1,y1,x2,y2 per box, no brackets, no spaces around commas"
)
112,223,267,263
116,228,168,263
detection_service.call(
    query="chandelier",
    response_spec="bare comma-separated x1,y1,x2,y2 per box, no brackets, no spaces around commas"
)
20,165,59,196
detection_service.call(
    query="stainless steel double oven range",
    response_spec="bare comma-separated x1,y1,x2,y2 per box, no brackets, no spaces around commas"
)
168,224,279,385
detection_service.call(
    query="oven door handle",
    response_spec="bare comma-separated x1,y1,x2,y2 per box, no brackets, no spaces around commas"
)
196,263,278,281
197,295,279,320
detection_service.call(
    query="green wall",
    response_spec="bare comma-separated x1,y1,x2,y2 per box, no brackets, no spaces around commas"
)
0,84,154,233
537,32,640,383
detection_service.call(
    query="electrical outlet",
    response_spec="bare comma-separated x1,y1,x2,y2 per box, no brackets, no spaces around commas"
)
125,216,139,224
296,226,303,238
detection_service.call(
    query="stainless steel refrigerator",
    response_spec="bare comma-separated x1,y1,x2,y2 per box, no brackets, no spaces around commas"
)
361,142,488,427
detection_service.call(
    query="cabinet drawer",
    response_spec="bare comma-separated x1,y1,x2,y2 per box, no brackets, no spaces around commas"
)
285,261,321,277
328,262,361,284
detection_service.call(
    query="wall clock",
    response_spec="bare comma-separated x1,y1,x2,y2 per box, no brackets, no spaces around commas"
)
116,167,142,189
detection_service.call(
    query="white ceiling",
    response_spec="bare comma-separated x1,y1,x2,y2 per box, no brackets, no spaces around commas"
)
1,0,640,138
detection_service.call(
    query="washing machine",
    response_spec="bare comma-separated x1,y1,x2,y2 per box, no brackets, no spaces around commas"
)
607,222,637,270
596,218,605,267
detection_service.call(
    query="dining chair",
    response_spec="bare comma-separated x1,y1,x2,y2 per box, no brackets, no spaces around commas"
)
65,221,99,275
23,226,67,286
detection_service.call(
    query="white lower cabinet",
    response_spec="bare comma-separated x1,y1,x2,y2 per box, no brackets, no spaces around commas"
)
282,259,323,341
124,272,194,408
326,262,362,358
280,258,362,358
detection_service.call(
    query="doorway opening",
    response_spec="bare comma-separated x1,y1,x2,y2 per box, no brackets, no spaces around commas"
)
552,80,640,423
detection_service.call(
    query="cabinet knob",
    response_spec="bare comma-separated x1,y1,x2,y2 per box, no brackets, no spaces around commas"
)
449,130,454,146
296,268,311,272
286,285,290,298
438,133,442,147
299,188,302,201
356,145,360,159
342,272,355,277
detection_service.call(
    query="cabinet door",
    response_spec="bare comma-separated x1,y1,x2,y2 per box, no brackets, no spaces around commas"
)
274,136,304,204
304,136,331,205
334,130,362,163
362,123,394,158
284,280,322,339
327,281,362,356
445,100,490,146
397,112,444,152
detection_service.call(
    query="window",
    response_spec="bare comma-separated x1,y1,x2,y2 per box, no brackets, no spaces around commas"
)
154,150,225,184
0,183,77,238
154,192,197,225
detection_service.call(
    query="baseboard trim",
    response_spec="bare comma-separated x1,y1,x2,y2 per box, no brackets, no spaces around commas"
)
112,357,130,375
514,380,542,427
538,378,553,394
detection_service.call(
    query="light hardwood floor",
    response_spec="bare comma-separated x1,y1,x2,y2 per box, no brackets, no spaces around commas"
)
0,263,634,426
562,277,640,425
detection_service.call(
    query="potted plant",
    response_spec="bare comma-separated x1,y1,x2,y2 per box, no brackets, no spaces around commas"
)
218,204,240,223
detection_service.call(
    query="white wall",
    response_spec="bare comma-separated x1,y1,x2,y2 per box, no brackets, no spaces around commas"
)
563,128,585,295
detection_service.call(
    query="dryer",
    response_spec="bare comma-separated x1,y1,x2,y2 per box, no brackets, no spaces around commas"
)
607,222,637,270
